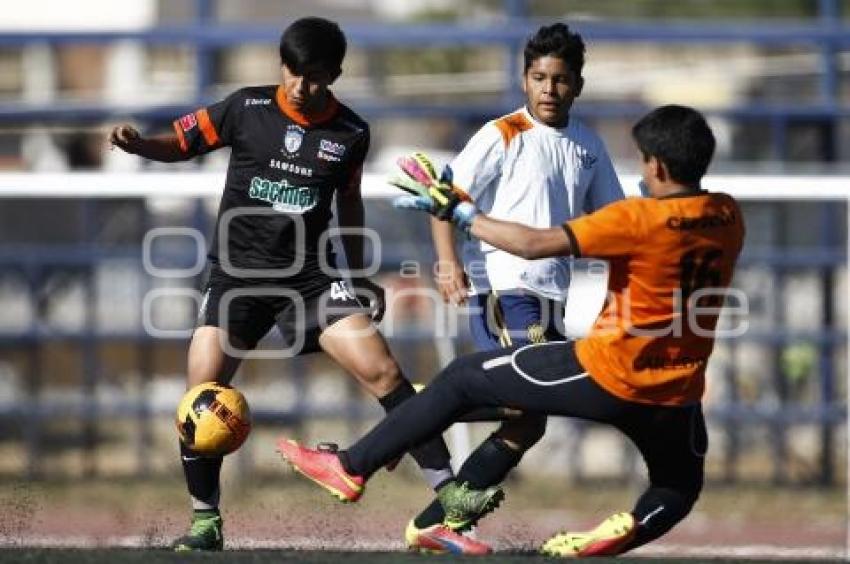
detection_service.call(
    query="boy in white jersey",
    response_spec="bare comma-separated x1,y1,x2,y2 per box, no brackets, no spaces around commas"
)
409,23,625,551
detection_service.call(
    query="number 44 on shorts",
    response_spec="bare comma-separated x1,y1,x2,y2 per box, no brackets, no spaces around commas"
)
330,281,356,301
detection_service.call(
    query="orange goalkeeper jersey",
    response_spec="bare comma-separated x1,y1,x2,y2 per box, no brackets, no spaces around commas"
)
564,191,745,406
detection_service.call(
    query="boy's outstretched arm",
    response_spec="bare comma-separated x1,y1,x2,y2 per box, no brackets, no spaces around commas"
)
468,214,573,260
109,124,189,162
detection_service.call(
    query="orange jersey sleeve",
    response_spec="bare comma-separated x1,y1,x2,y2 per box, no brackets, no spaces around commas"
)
566,192,745,406
564,198,649,258
172,90,242,156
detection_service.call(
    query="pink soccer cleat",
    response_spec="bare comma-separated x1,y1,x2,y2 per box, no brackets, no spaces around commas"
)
276,439,365,503
405,519,492,555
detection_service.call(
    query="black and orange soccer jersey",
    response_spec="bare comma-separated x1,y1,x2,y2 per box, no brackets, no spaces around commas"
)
564,191,745,406
173,85,369,290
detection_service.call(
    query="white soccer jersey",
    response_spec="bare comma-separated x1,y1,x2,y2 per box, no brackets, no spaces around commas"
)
451,106,624,297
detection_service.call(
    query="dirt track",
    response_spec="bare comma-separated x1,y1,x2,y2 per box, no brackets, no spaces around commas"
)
0,473,844,557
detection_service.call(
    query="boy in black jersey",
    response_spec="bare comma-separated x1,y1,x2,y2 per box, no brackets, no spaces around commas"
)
111,17,497,553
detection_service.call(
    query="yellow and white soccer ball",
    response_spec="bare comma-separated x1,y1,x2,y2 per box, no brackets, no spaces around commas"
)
176,382,251,456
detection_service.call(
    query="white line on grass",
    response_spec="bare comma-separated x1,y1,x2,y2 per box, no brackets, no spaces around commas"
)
0,536,844,560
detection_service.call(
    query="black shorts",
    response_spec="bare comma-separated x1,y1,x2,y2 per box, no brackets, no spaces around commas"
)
467,341,708,492
198,264,369,354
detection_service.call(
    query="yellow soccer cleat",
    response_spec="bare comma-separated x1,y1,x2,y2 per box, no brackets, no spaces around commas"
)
540,512,636,557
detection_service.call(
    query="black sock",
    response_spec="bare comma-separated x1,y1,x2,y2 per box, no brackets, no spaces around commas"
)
378,379,453,486
180,441,223,508
413,435,522,528
338,450,356,475
625,486,699,552
456,434,523,488
377,379,416,411
413,498,446,529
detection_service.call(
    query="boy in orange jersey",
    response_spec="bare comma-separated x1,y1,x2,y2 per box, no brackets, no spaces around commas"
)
278,105,745,556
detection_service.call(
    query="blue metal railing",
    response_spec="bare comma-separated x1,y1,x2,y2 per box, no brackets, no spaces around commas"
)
0,0,845,160
0,0,845,482
0,195,844,483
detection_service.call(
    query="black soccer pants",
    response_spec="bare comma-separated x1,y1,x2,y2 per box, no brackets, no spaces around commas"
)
344,341,706,551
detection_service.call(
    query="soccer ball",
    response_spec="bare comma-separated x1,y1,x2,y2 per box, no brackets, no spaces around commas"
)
176,382,251,456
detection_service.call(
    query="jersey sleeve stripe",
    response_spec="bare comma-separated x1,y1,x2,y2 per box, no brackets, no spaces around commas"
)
196,108,221,147
172,120,189,153
494,112,533,148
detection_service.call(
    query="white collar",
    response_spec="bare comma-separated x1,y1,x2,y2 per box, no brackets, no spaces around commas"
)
522,105,574,137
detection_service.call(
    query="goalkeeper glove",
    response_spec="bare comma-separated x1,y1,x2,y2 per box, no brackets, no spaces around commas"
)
388,152,478,233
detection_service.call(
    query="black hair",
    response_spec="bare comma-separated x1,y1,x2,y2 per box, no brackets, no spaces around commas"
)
631,105,716,186
523,23,585,76
279,17,346,74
